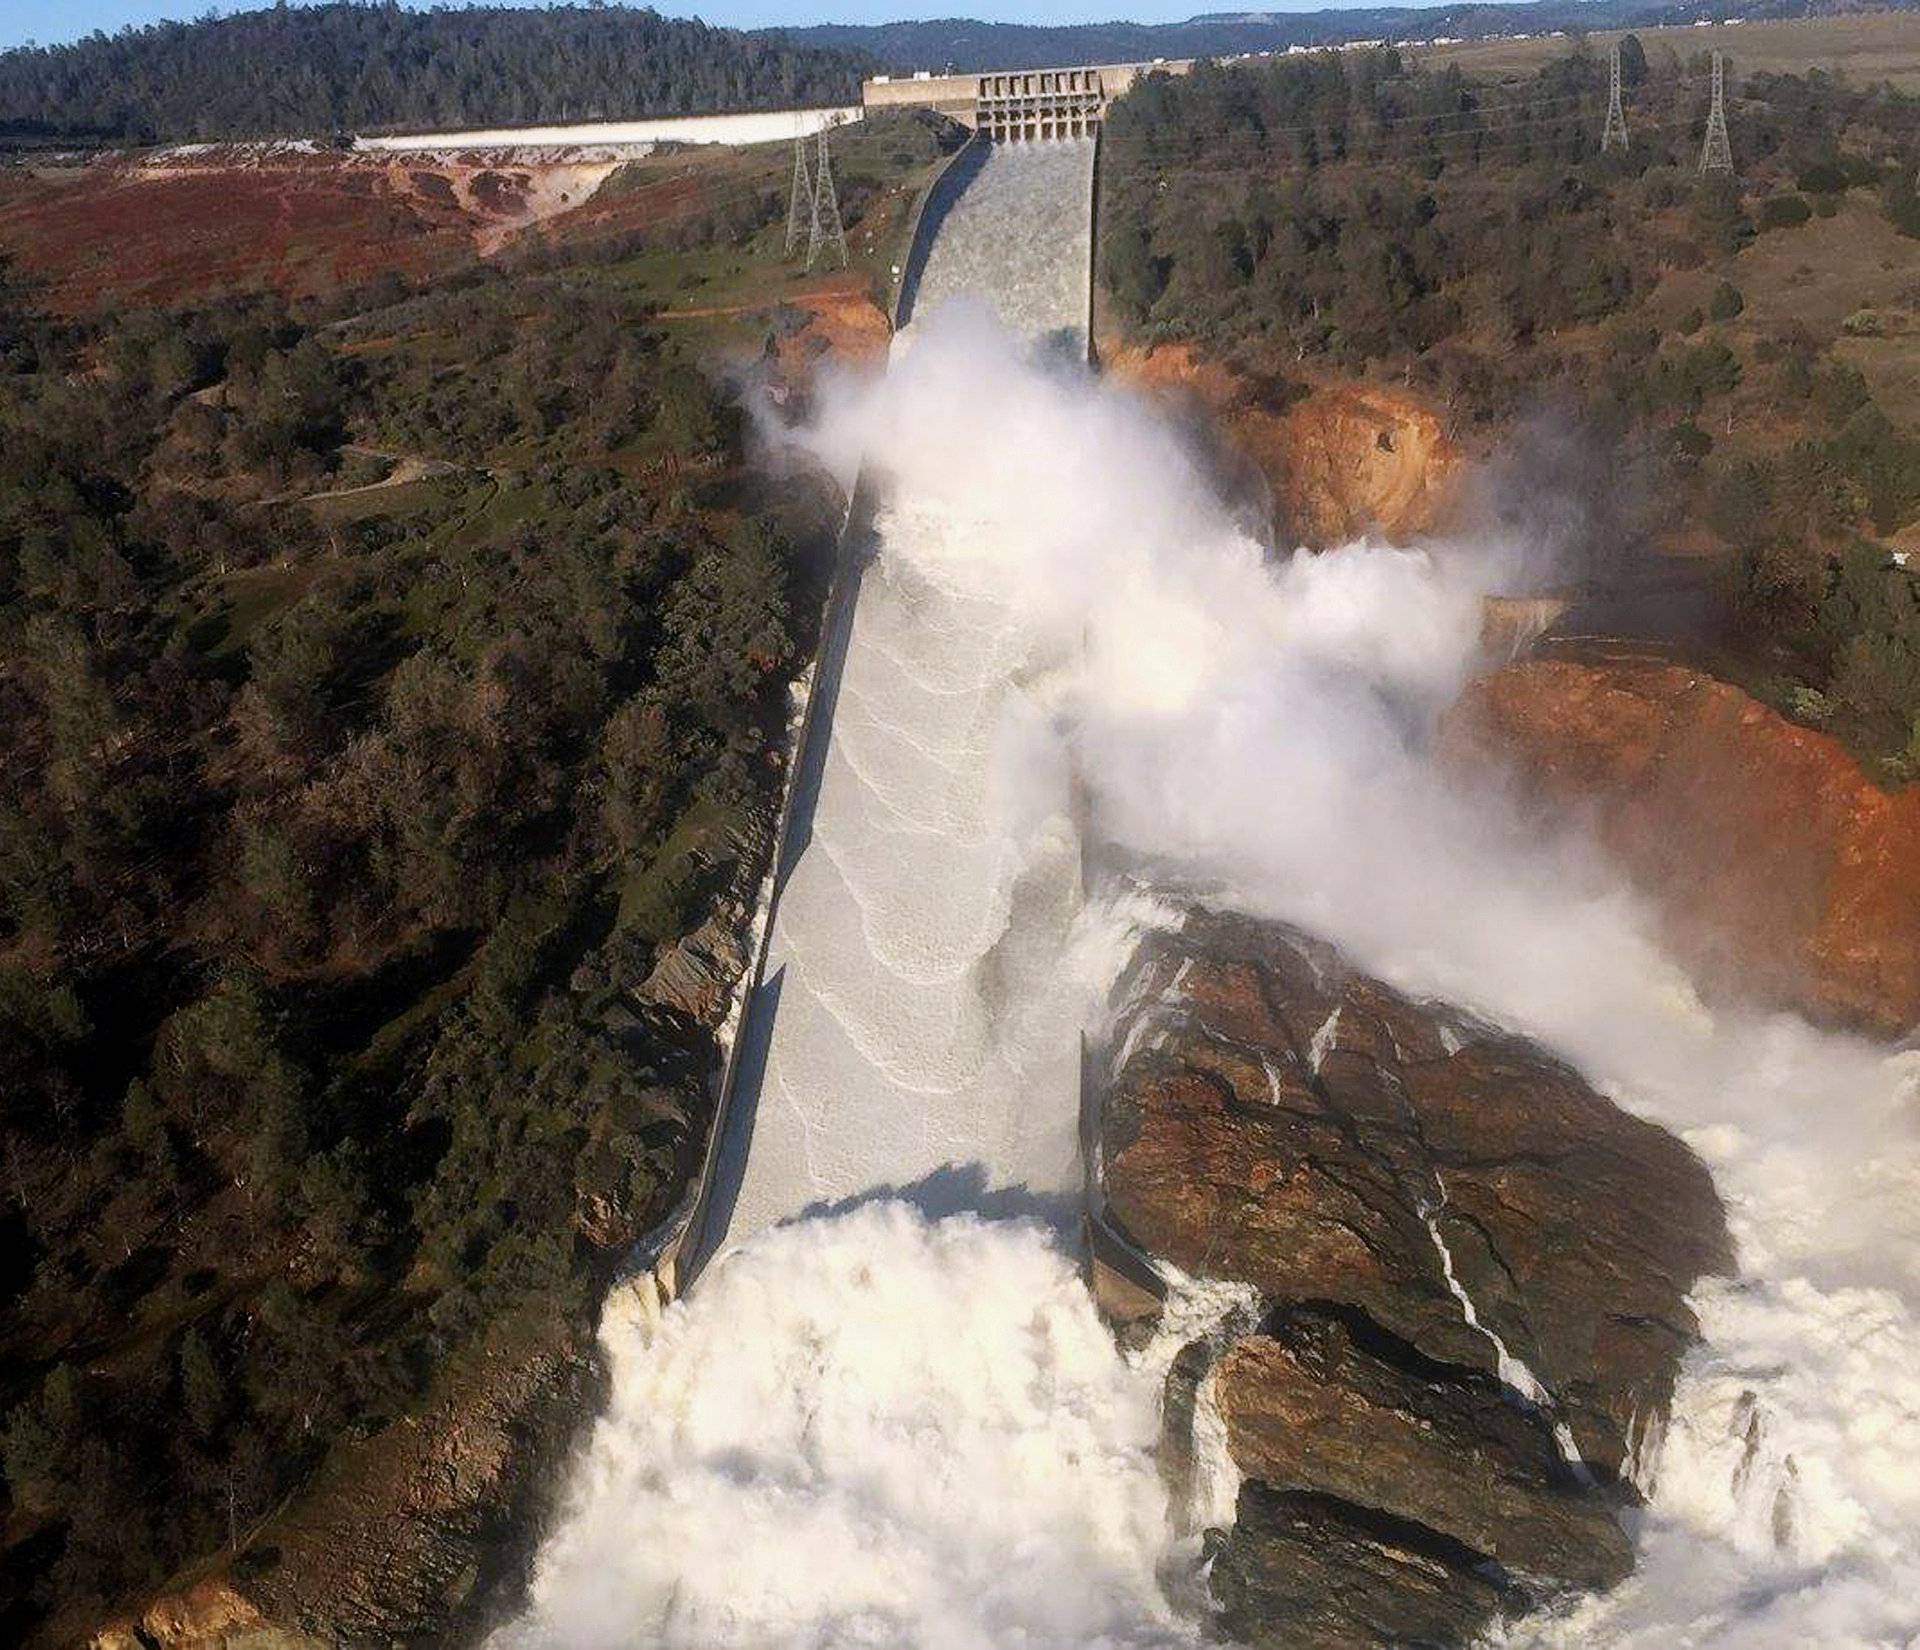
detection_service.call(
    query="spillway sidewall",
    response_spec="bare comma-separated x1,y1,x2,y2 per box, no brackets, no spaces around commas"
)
892,129,989,332
628,132,986,1300
662,476,881,1295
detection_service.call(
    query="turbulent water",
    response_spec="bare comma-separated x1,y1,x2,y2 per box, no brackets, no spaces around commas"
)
499,137,1920,1650
697,139,1102,1264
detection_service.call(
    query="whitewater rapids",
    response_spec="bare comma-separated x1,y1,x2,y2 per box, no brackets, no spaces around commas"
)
498,138,1920,1650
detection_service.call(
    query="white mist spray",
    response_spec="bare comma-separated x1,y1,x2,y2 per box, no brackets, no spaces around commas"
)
504,306,1920,1649
495,1205,1200,1650
806,307,1920,1648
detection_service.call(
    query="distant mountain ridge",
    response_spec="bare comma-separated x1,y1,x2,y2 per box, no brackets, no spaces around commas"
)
789,0,1910,72
0,0,1910,148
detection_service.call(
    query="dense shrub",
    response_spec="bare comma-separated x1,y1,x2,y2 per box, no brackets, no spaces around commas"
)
0,262,831,1628
0,3,867,143
1757,193,1813,230
1098,49,1920,769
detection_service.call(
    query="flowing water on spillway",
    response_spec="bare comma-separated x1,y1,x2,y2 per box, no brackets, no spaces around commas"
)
698,139,1103,1263
497,138,1920,1649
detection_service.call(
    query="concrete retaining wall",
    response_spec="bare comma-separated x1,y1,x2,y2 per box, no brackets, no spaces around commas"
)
355,105,859,156
623,135,985,1310
629,127,1168,1322
890,130,986,330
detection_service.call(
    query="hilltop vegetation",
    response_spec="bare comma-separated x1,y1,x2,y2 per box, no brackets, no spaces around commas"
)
1101,42,1920,775
788,1,1918,74
0,2,865,146
0,227,840,1638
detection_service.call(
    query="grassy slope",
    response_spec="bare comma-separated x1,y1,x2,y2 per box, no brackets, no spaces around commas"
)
1417,12,1920,90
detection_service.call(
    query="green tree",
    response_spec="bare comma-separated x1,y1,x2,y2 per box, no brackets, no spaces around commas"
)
1616,33,1649,85
1104,220,1168,323
1885,169,1920,239
1758,195,1811,231
1692,178,1754,257
179,1327,226,1441
2,1364,83,1514
651,363,733,458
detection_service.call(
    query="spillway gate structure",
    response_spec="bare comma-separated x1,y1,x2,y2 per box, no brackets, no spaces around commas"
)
862,58,1195,142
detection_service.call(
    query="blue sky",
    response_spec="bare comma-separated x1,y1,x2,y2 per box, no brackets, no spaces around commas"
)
0,1,1403,55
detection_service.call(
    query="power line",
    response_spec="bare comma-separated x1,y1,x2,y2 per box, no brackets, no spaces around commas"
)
26,65,1909,314
805,126,847,272
1095,67,1772,161
1699,50,1734,174
1096,66,1881,184
1602,41,1629,153
1099,105,1668,181
1101,87,1607,159
1099,68,1914,170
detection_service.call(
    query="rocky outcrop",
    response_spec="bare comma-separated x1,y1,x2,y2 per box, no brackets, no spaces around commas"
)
1446,657,1920,1038
1219,1318,1631,1590
90,1311,600,1650
239,1311,600,1648
640,894,755,1024
1100,911,1730,1648
1101,342,1458,547
92,1580,316,1650
1214,1484,1515,1650
638,804,777,1025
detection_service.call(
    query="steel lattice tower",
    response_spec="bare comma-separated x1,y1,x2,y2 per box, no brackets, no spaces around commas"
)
1602,41,1629,152
784,134,813,258
806,126,849,272
1699,51,1734,174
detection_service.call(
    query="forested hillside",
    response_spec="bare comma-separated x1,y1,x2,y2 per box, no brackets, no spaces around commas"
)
0,224,840,1640
789,0,1888,74
1101,44,1920,775
0,2,866,146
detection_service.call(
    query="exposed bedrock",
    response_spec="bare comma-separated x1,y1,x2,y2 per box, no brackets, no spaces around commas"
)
1099,909,1731,1647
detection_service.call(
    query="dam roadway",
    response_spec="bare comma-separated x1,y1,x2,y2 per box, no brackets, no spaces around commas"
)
677,139,1099,1282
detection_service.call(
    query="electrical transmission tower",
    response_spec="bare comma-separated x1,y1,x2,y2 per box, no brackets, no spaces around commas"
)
784,133,812,257
1699,51,1733,174
806,126,848,272
1601,40,1629,152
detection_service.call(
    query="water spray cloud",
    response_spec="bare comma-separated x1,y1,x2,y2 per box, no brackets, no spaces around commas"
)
812,306,1920,1648
507,301,1920,1650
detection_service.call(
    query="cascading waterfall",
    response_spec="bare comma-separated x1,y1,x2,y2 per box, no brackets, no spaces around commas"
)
492,1205,1204,1650
1421,1197,1590,1474
499,139,1920,1650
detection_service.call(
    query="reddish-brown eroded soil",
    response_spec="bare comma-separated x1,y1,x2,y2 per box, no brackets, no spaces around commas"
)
0,152,611,312
1102,340,1460,547
1447,657,1920,1038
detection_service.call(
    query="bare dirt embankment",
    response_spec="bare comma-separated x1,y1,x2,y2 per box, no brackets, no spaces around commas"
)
1103,325,1918,1041
1447,658,1920,1039
0,149,612,312
0,144,895,402
1102,340,1459,547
